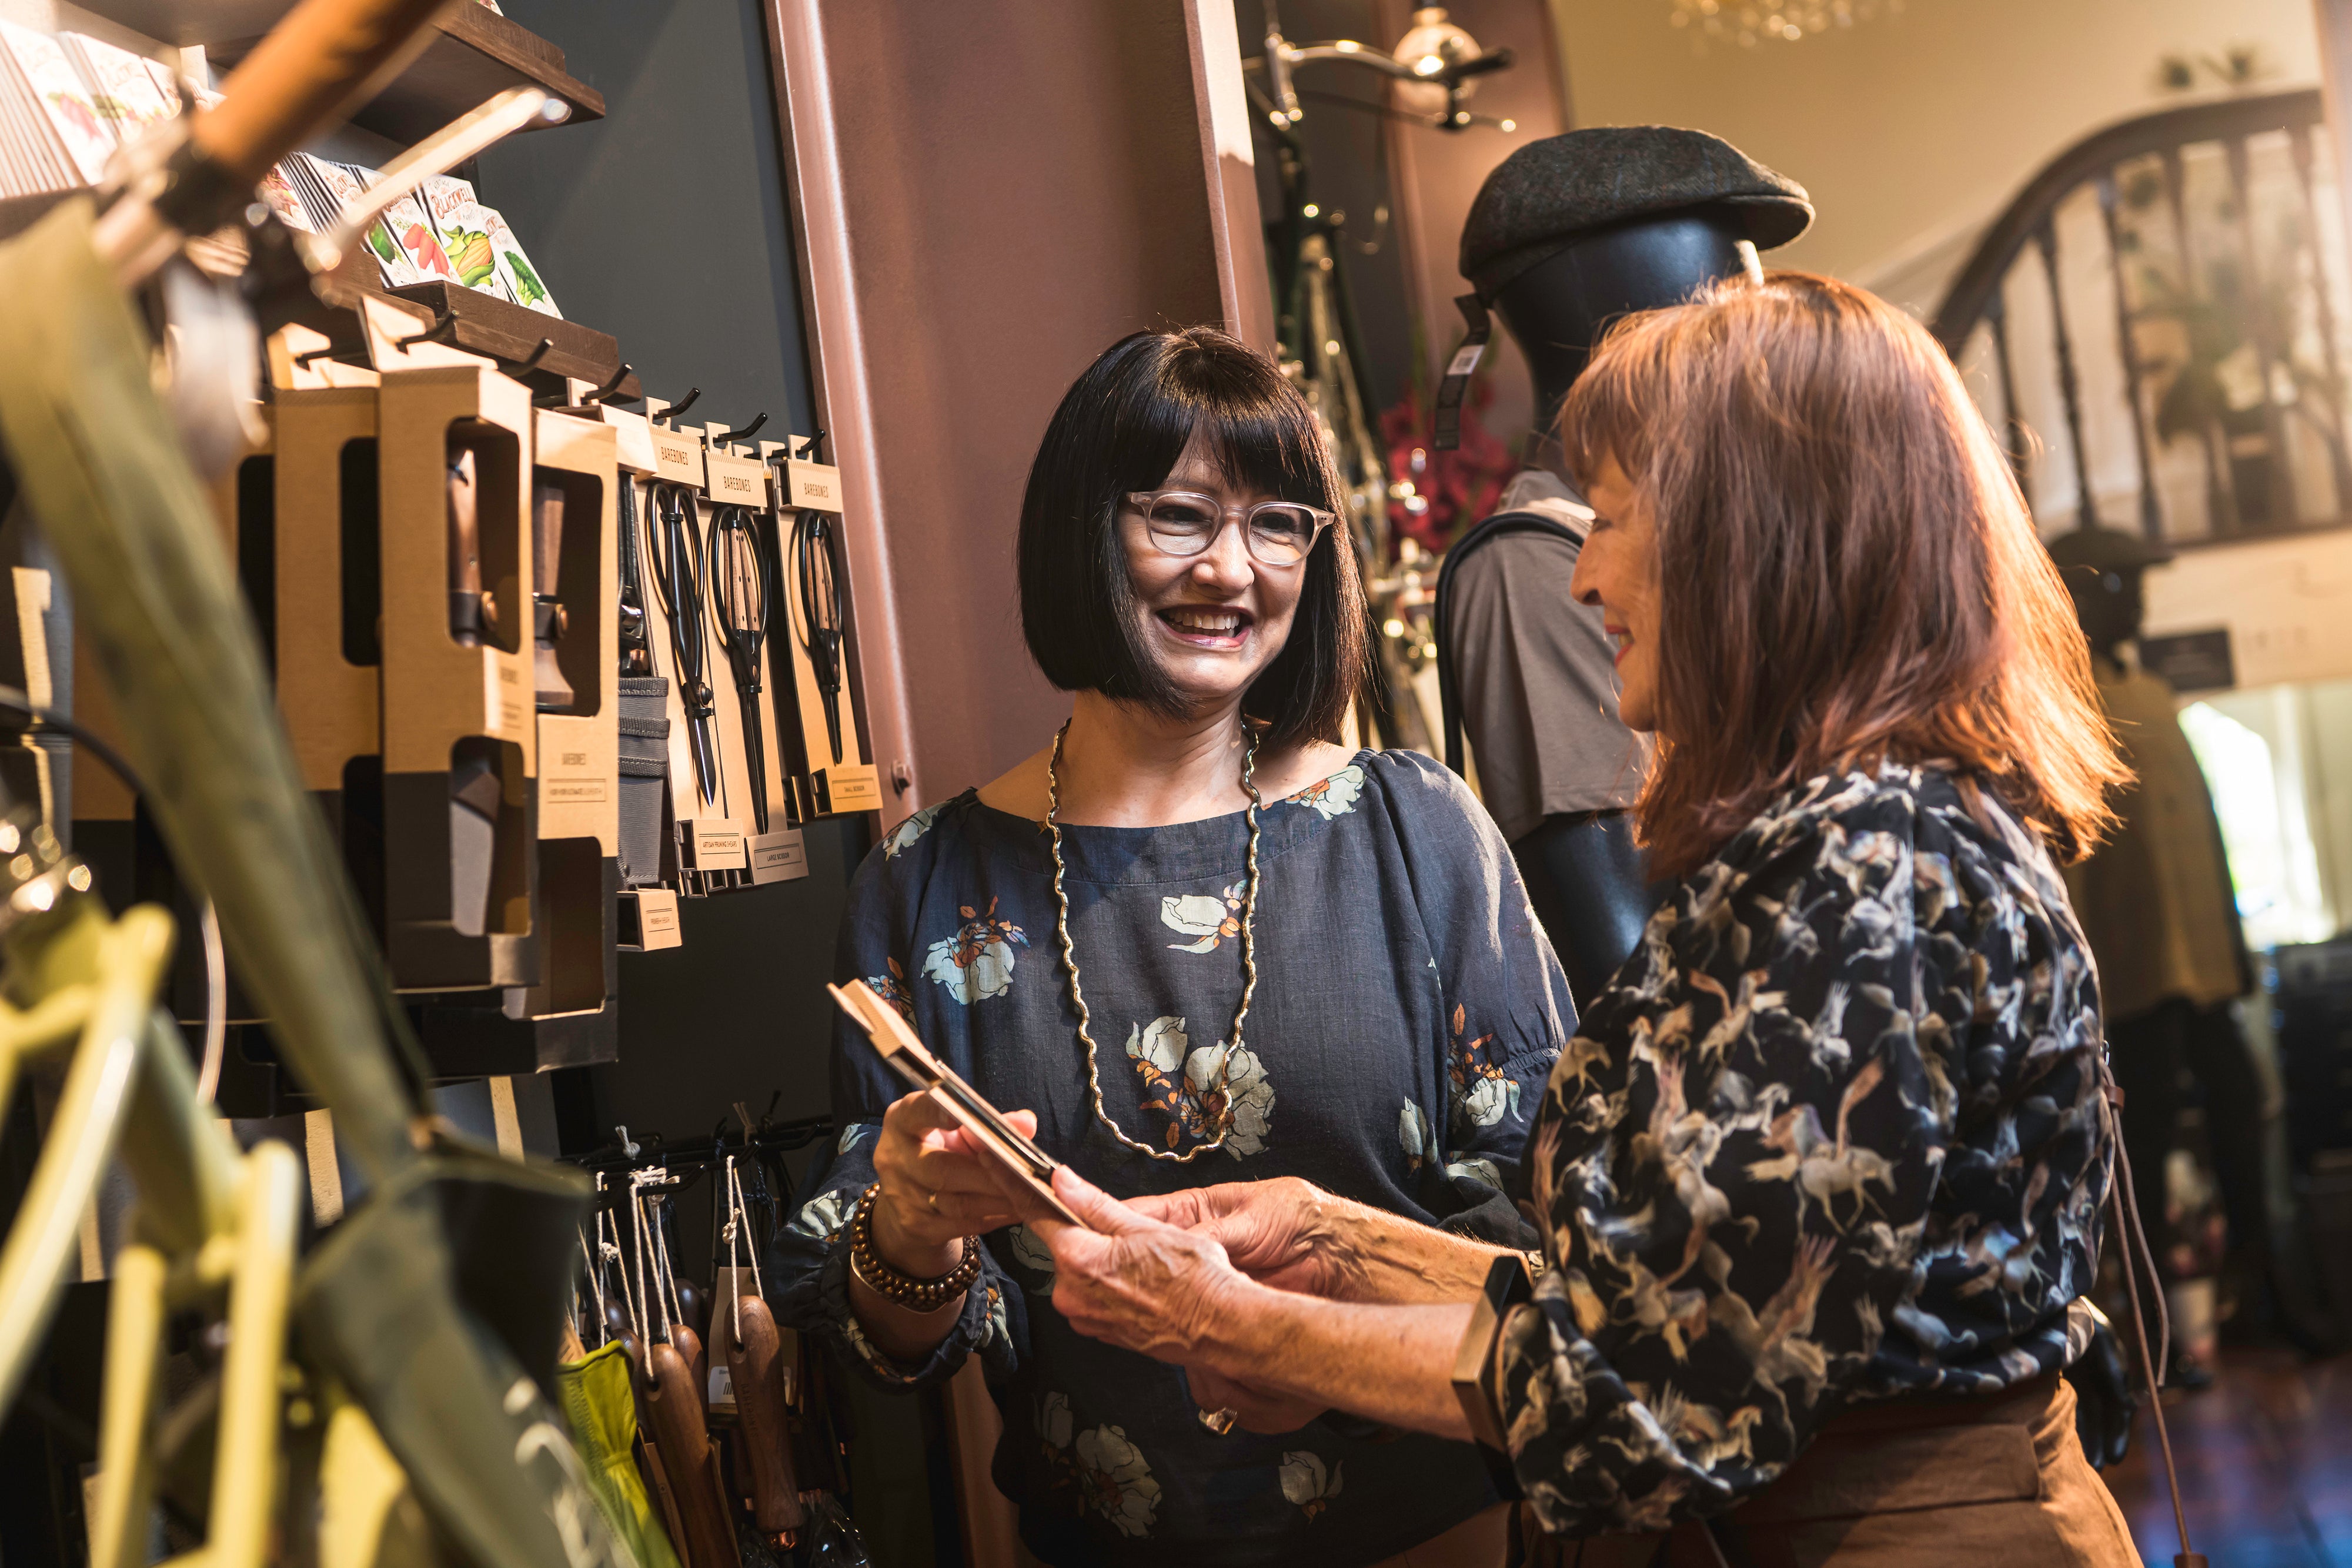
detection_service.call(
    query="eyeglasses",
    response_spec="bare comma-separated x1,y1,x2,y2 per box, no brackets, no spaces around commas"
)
1124,490,1335,567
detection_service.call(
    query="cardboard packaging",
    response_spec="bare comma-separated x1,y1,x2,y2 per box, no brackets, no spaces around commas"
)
377,362,541,989
773,441,879,818
415,407,623,1072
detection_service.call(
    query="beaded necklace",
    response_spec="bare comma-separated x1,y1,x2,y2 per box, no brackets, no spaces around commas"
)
1044,718,1265,1162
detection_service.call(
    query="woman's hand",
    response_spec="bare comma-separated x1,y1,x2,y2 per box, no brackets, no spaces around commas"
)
1024,1166,1251,1366
1134,1176,1512,1306
1030,1167,1478,1442
870,1090,1038,1276
1131,1176,1360,1298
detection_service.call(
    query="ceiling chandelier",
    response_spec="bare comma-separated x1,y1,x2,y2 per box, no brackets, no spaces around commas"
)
1669,0,1906,46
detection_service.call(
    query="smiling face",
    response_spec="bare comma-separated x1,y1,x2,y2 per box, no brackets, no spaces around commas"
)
1118,431,1306,716
1570,454,1665,734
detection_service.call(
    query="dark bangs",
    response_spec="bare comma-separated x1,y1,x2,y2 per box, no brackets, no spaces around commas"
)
1017,326,1366,750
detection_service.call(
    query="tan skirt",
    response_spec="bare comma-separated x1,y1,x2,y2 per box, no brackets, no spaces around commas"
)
1521,1372,2141,1567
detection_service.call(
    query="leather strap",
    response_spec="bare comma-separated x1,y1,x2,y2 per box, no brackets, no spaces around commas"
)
1430,509,1585,777
2102,1072,2206,1567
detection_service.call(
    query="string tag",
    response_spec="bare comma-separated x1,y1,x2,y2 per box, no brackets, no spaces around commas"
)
1434,293,1491,452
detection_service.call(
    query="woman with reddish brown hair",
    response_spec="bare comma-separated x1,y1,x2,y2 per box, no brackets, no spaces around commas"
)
967,272,2144,1562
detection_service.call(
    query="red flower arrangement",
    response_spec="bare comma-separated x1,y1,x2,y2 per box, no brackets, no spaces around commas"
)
1378,373,1519,556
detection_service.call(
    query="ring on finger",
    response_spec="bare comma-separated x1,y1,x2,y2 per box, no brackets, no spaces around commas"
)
926,1188,941,1213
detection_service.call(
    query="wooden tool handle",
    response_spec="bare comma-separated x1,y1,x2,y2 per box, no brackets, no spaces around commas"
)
192,0,457,184
643,1342,737,1568
670,1322,709,1416
724,1293,807,1534
534,482,566,590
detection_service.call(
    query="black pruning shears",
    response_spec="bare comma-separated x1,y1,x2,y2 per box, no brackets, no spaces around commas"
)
646,477,721,810
708,503,772,834
787,431,847,766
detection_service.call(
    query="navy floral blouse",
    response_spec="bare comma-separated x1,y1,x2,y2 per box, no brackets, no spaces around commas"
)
770,750,1573,1567
1498,764,2112,1536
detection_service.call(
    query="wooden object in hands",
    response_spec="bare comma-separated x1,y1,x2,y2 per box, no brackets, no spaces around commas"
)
828,979,1084,1228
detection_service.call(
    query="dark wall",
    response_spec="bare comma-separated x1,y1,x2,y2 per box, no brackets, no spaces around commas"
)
472,0,866,1151
477,0,814,442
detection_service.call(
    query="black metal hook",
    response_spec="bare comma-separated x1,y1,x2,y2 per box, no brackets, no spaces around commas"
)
513,337,555,373
394,305,458,350
291,342,351,367
713,412,767,445
661,387,702,423
589,362,635,403
794,428,829,462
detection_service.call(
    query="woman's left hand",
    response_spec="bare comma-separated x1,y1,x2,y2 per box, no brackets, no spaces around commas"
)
1024,1165,1250,1366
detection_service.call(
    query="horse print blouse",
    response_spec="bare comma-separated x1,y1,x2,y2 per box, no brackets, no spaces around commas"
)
771,751,1574,1568
1498,764,2112,1534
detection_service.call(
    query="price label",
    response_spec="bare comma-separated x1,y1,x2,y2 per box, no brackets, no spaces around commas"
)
650,427,704,488
626,887,682,950
786,457,844,513
749,829,808,884
682,820,749,870
704,449,770,506
602,407,659,474
816,764,881,814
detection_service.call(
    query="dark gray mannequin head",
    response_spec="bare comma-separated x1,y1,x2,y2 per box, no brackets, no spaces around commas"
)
1492,211,1760,429
1458,126,1812,441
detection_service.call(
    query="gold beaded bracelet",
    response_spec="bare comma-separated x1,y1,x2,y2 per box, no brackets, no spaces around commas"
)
848,1182,981,1313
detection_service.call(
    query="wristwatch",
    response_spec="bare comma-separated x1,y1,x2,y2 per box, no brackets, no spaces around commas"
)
1451,1252,1534,1453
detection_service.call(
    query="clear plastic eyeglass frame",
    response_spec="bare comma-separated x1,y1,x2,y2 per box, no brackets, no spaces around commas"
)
1121,489,1335,566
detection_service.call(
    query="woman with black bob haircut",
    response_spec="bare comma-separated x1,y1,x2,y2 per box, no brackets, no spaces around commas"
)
773,327,1574,1567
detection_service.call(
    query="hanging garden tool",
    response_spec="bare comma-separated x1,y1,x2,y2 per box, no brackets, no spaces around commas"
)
787,435,847,767
646,482,721,809
721,1153,805,1543
633,1176,736,1568
709,504,774,831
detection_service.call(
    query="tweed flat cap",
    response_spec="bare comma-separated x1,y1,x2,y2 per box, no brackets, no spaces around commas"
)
1460,126,1812,297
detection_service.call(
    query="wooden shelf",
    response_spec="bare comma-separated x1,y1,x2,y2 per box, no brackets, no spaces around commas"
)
72,4,603,145
382,280,639,400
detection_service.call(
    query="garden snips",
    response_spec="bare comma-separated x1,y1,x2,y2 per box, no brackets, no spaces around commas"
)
647,480,721,809
788,433,847,765
708,504,773,833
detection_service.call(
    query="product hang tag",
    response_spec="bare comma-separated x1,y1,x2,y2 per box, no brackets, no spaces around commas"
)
484,654,529,738
785,456,844,513
679,818,749,871
747,828,808,884
703,449,770,507
601,406,659,474
649,424,706,489
813,764,881,816
1434,293,1491,452
620,887,683,950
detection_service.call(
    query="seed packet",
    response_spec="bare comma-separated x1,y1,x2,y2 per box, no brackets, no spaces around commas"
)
142,56,181,112
256,161,314,231
60,33,174,145
480,207,560,317
341,164,421,287
0,20,114,185
0,46,65,196
420,174,509,297
384,189,458,283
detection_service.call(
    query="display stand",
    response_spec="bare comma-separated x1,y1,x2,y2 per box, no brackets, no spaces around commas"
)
272,383,387,930
377,360,540,989
415,406,619,1074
